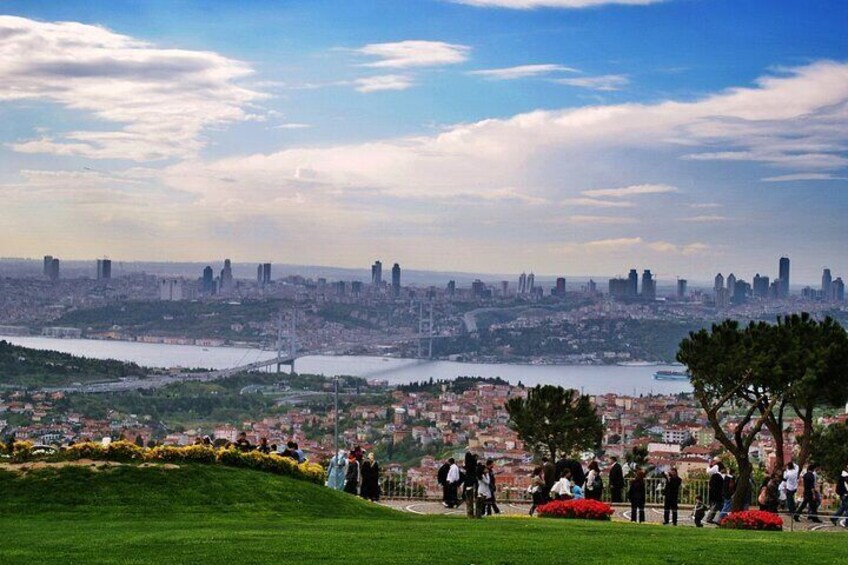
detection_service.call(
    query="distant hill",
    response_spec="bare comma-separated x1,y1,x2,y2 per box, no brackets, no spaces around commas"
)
0,340,146,387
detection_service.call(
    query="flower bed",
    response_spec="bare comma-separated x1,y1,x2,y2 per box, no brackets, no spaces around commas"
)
720,510,783,531
537,499,614,521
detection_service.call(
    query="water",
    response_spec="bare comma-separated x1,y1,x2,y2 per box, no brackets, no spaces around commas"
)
2,336,691,395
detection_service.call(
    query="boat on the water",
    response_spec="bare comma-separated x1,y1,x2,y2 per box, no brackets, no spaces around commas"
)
653,370,689,381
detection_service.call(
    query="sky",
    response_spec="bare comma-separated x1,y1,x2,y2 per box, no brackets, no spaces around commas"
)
0,0,846,284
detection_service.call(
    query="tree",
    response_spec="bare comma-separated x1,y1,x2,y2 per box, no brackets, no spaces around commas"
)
505,385,602,460
808,423,848,484
625,445,649,468
678,320,783,511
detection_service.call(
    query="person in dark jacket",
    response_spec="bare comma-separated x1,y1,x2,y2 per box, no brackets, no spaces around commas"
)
795,464,822,522
463,452,479,519
485,459,501,515
705,461,725,524
437,458,452,507
360,452,380,501
628,469,646,523
662,467,682,525
831,464,848,527
343,452,360,495
554,457,585,488
541,457,555,502
609,456,625,503
586,461,603,501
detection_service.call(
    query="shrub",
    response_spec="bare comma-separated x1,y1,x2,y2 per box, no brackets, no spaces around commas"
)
62,441,108,461
537,499,614,521
10,441,35,463
106,440,145,462
215,448,324,484
720,510,783,531
144,445,217,464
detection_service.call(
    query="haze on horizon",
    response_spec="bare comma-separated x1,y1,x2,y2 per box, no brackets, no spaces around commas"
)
1,1,846,283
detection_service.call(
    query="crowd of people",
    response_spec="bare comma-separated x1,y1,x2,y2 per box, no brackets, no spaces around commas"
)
436,452,501,518
325,445,382,502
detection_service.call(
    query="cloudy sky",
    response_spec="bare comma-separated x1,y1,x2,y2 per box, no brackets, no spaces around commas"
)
1,1,846,284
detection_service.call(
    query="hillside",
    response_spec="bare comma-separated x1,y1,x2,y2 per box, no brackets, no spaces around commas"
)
0,340,146,387
1,463,847,564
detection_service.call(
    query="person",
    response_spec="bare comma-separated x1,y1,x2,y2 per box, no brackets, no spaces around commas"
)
446,458,461,508
718,470,736,522
571,483,584,500
438,458,452,508
476,461,491,518
235,432,252,452
662,467,682,525
541,457,555,502
693,495,707,527
765,475,781,513
360,452,380,501
628,469,646,523
549,471,572,501
326,450,348,490
585,461,603,500
609,456,624,503
705,460,725,524
795,463,822,523
783,462,799,520
293,442,306,463
554,456,585,488
528,467,546,516
485,459,500,515
831,464,848,527
463,452,479,519
343,452,360,495
281,441,298,460
257,437,271,454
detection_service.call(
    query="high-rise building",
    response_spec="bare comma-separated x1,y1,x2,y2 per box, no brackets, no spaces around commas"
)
159,278,184,301
822,268,833,301
391,263,401,297
726,273,736,293
677,279,687,300
202,266,215,294
628,269,639,298
555,277,566,296
714,273,724,294
371,261,382,286
43,255,53,278
608,277,629,299
447,280,456,297
527,272,535,292
500,280,509,297
49,258,60,281
518,272,527,294
752,274,769,299
733,280,750,305
96,259,112,280
219,259,234,294
641,270,656,300
779,257,790,298
351,281,363,296
256,262,271,286
587,279,597,295
833,278,845,302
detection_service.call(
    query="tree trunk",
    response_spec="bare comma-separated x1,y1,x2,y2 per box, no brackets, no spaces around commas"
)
732,456,754,512
797,412,814,469
764,410,785,472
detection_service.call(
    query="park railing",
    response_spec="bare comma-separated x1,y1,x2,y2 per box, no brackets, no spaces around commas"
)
379,472,711,506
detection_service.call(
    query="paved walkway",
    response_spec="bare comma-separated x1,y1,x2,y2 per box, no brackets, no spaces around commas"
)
378,500,845,532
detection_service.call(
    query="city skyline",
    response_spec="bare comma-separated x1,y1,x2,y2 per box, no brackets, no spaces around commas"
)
1,2,847,280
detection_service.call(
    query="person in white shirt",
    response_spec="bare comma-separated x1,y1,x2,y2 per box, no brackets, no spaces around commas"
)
550,473,573,500
445,458,461,508
783,462,799,518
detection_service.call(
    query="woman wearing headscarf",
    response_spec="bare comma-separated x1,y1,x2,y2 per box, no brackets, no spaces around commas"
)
344,452,360,495
360,452,381,501
326,450,348,491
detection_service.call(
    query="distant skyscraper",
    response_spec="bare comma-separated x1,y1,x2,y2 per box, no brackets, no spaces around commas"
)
518,272,527,294
608,277,629,299
555,277,566,296
587,279,597,295
43,255,53,278
49,258,60,281
96,259,112,280
159,278,184,301
726,273,736,293
641,270,656,300
527,272,535,292
714,273,724,294
447,280,456,296
219,259,234,294
351,281,363,295
833,278,845,302
677,279,687,300
500,280,509,297
391,263,401,297
628,269,638,298
202,266,215,294
371,260,382,286
779,257,790,298
733,279,750,305
822,268,833,301
752,274,769,299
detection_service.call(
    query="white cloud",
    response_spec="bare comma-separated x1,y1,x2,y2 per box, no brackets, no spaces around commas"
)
553,74,629,91
688,202,722,209
581,183,678,198
561,198,635,208
272,123,312,130
566,215,635,224
679,215,729,223
0,15,265,161
585,237,643,249
353,74,416,93
470,64,578,80
761,173,847,182
451,0,665,8
356,41,470,68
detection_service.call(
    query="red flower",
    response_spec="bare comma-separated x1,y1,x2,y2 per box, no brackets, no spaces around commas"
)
537,499,614,520
719,510,783,531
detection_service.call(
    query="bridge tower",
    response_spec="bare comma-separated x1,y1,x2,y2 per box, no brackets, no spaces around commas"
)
417,302,434,359
276,310,298,373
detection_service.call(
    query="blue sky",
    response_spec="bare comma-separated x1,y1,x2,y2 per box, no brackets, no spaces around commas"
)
0,0,846,284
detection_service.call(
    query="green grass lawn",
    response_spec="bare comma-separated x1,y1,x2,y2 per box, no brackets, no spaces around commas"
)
1,464,846,564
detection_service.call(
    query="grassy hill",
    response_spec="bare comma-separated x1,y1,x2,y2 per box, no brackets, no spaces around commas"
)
1,463,846,564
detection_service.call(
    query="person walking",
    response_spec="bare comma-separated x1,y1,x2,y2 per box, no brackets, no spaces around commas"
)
446,458,461,508
692,495,707,527
662,467,682,525
528,467,546,516
795,464,822,523
609,456,625,504
485,459,501,515
326,449,348,491
586,461,603,501
463,452,479,519
718,470,736,522
541,456,555,503
783,462,800,520
360,452,380,501
831,464,848,527
438,458,453,508
628,469,646,523
476,461,491,518
343,452,360,495
705,460,725,524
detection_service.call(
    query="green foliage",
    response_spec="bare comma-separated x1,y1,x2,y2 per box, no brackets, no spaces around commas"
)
506,385,602,459
0,340,145,387
808,423,848,484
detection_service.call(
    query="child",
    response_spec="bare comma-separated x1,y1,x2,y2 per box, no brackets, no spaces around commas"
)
693,495,707,527
572,483,584,500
